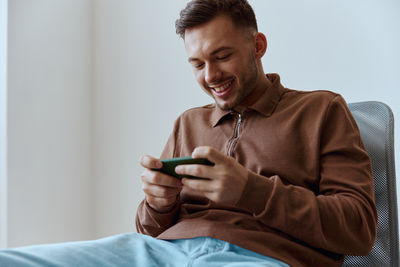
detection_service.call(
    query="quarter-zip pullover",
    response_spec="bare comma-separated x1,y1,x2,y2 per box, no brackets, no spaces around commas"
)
227,113,242,157
136,73,377,267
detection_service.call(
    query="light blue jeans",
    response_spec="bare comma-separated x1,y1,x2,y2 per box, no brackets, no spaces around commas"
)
0,233,290,267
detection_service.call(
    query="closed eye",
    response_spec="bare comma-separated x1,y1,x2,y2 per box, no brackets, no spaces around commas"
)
194,63,204,69
216,53,232,60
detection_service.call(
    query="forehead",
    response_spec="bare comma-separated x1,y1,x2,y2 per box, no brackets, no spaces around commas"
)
184,15,247,57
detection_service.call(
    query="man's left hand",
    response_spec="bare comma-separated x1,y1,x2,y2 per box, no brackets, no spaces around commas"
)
175,146,248,205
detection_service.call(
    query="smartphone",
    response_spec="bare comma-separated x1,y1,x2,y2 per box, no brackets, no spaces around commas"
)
155,156,214,179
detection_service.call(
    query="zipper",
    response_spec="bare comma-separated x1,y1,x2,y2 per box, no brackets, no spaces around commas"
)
227,113,242,157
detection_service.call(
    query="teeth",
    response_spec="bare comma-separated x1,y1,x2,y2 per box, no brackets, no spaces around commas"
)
214,80,232,92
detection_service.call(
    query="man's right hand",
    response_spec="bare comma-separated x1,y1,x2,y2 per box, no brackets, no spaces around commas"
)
139,155,183,213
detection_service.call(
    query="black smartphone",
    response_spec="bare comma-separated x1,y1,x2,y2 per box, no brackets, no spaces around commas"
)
155,156,214,179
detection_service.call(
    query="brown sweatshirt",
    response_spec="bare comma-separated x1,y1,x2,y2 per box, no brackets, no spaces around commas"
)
135,73,377,267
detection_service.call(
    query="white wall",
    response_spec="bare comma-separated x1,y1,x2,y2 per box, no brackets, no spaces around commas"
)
4,0,400,246
253,0,400,115
7,0,95,246
0,0,8,249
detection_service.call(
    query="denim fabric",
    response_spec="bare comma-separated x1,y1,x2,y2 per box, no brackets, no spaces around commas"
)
0,233,289,267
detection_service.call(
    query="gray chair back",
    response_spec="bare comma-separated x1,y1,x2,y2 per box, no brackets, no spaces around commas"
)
343,101,399,266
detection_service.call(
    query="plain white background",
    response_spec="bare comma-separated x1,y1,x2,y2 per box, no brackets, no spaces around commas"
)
0,0,8,249
2,0,400,247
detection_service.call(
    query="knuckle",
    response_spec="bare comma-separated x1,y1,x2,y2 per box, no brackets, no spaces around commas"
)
142,188,150,195
149,172,161,184
213,193,222,203
192,166,202,176
146,195,155,204
220,171,230,180
183,180,194,190
140,171,148,182
141,170,158,184
142,184,154,196
214,182,224,192
158,187,168,197
204,146,213,155
141,182,148,191
158,198,170,207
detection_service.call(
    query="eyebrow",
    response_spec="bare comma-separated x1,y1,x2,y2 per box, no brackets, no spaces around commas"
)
188,46,233,63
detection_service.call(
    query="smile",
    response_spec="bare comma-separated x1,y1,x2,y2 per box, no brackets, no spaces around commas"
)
214,80,233,92
211,79,234,96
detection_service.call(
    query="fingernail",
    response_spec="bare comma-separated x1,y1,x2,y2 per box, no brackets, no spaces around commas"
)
175,166,182,173
155,161,162,169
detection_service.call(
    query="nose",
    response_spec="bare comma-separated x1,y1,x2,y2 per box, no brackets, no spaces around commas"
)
204,64,222,85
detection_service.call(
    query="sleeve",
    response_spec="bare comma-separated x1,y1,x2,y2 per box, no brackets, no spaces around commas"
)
135,117,182,237
235,95,377,255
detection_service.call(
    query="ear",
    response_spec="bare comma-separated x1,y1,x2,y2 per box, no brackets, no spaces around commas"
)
254,32,267,59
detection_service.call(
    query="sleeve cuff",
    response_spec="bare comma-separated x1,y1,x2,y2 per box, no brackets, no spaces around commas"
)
235,170,275,215
142,200,180,228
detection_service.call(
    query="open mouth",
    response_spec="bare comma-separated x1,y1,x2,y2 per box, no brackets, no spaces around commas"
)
211,79,234,97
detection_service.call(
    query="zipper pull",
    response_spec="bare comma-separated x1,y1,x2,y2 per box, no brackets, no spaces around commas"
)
237,113,242,136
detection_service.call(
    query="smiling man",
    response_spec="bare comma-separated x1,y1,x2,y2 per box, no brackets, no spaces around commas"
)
0,0,377,267
184,14,265,111
136,0,377,266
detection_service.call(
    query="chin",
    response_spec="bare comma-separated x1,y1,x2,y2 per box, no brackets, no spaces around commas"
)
216,101,235,111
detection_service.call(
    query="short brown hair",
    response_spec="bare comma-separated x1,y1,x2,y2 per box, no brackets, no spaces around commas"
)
175,0,258,39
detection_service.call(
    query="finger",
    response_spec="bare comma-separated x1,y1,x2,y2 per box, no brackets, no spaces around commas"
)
139,155,162,169
191,146,226,164
142,182,181,198
141,169,183,187
182,186,207,198
181,177,213,192
146,195,178,210
175,164,213,180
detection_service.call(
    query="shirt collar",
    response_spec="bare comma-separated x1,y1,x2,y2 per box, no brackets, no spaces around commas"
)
210,73,286,127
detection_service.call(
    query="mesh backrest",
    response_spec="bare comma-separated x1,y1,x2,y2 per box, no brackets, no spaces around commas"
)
343,101,399,267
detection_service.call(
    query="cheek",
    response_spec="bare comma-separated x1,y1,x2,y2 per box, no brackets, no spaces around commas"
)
194,71,203,84
195,71,208,89
219,61,239,80
193,71,208,90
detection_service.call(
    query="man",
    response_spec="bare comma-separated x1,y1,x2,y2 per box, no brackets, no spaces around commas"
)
0,0,376,266
136,0,377,266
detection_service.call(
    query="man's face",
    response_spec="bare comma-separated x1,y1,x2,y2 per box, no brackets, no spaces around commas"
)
184,15,259,110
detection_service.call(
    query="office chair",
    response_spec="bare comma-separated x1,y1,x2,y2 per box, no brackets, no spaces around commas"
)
343,101,399,266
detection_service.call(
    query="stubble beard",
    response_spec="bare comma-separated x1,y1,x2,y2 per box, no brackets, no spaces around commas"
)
215,54,259,111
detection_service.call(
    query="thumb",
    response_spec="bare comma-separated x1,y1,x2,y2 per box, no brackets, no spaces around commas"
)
139,155,162,169
192,146,225,164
